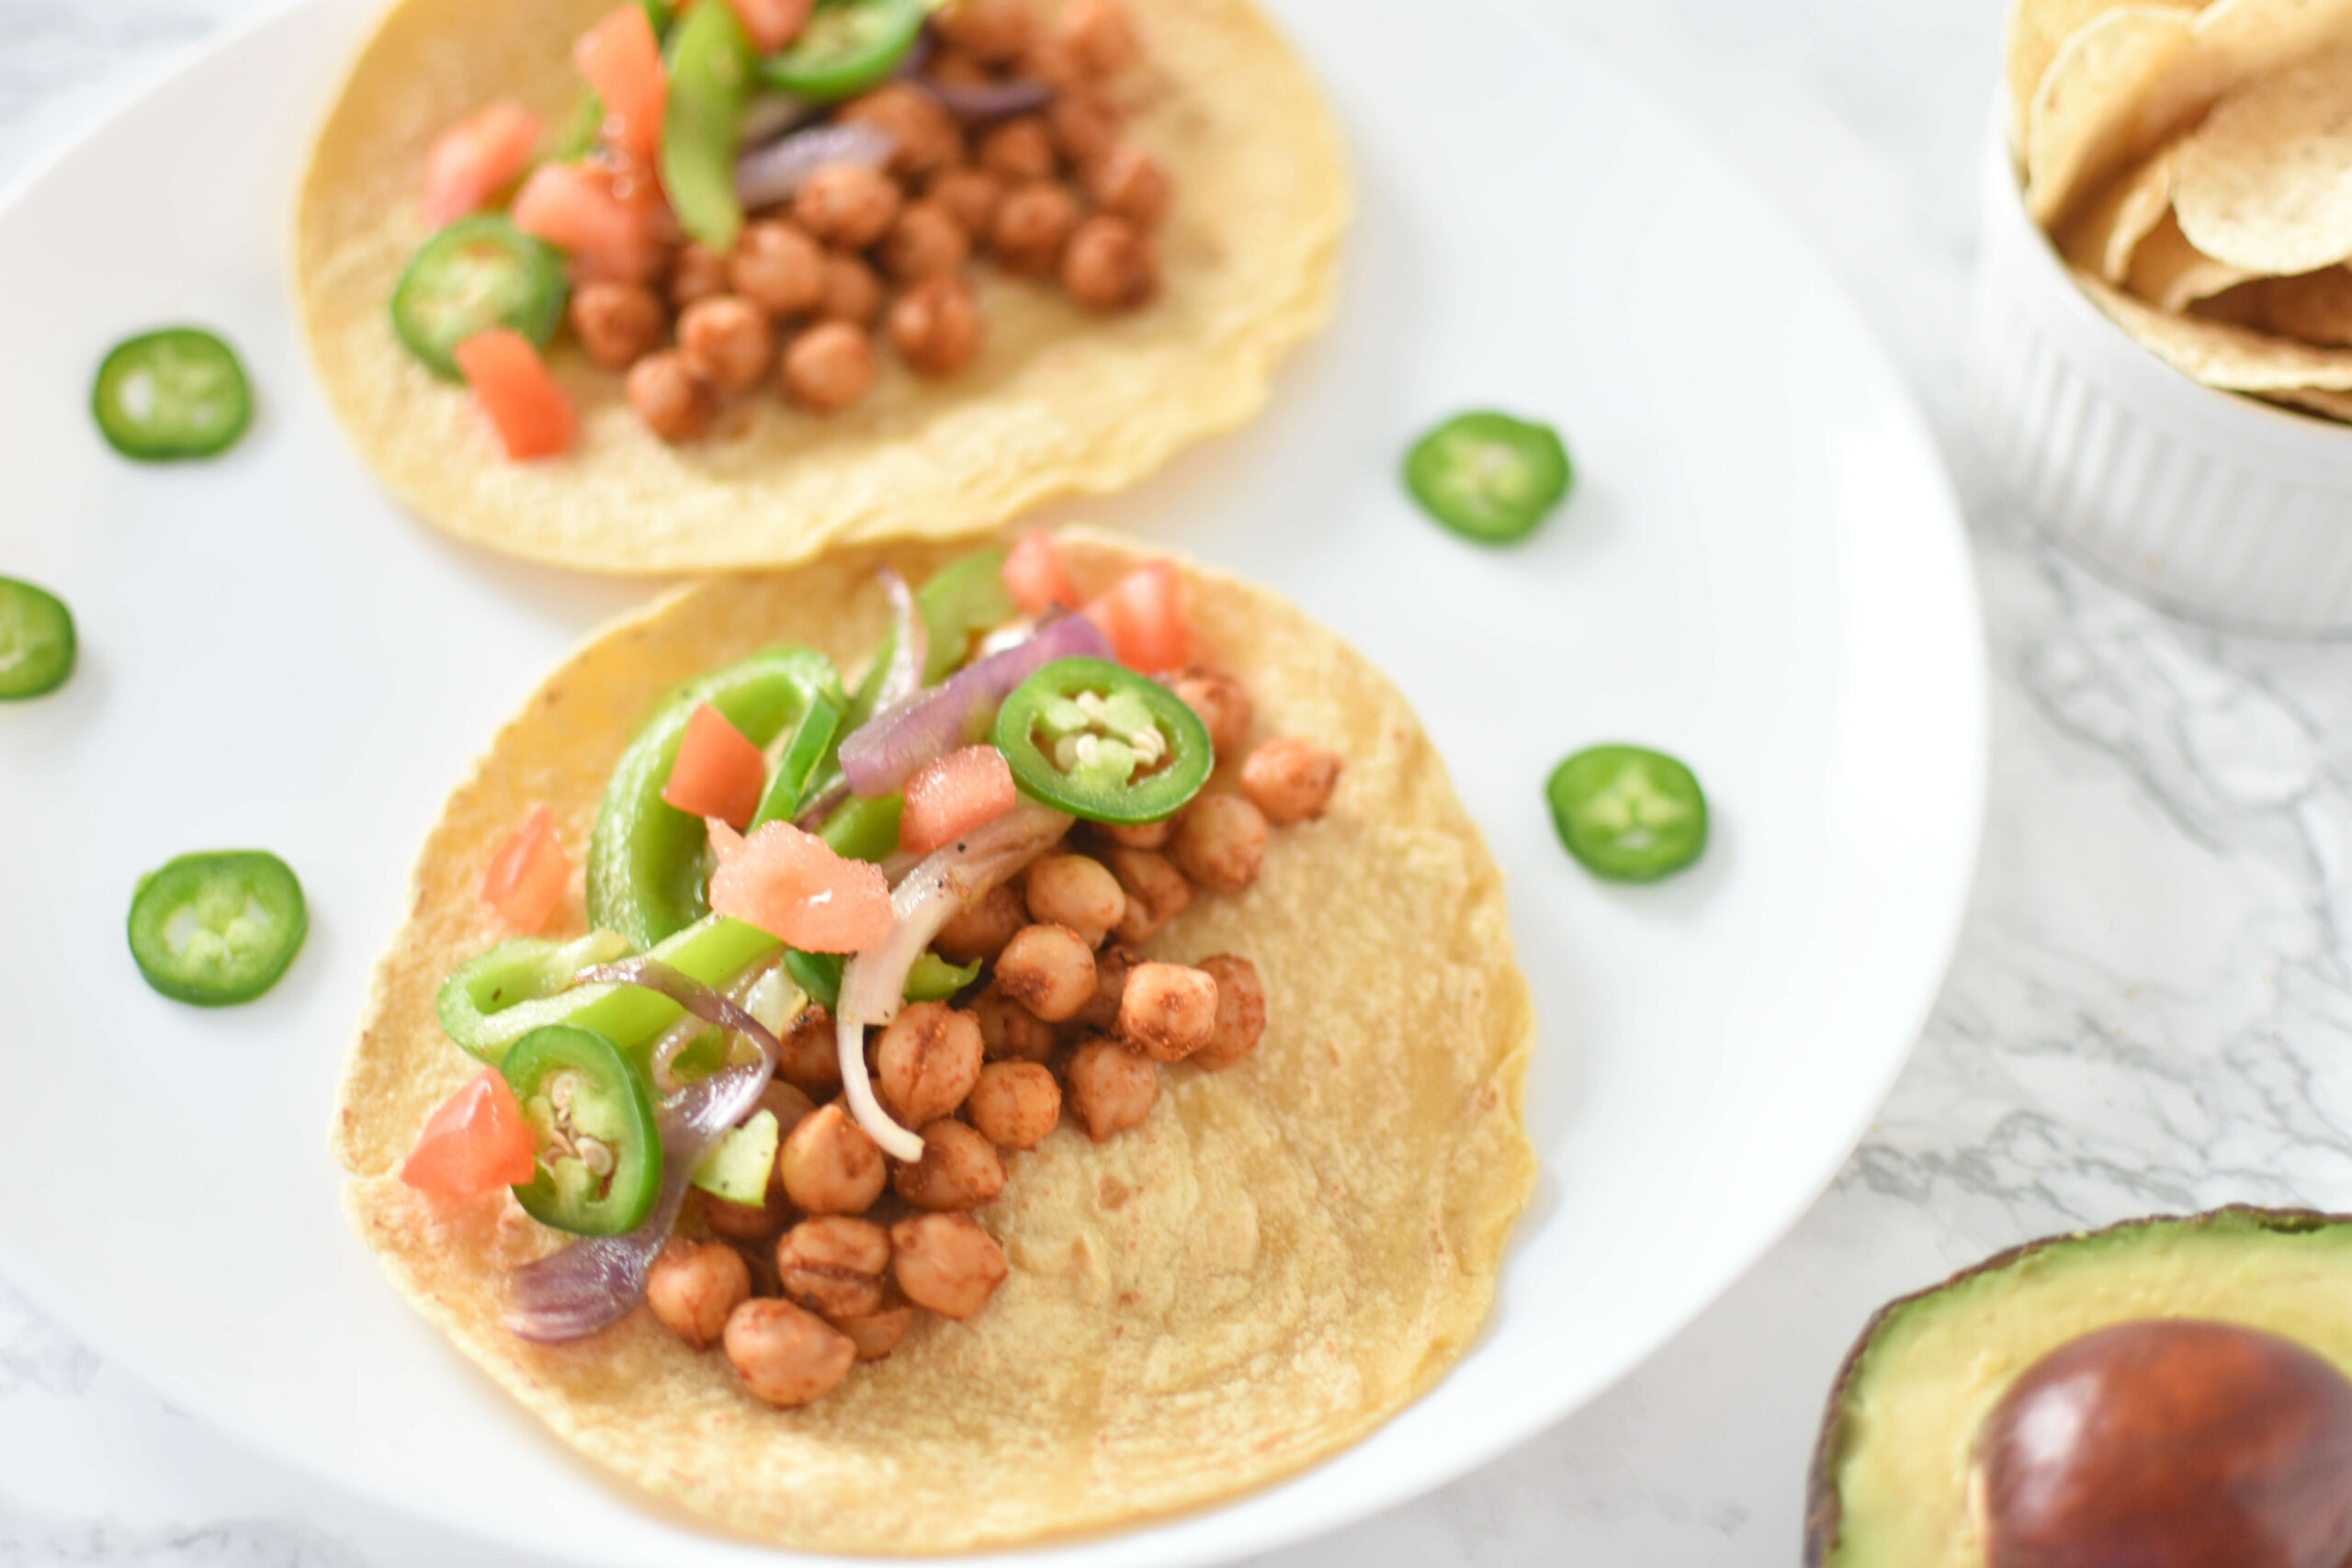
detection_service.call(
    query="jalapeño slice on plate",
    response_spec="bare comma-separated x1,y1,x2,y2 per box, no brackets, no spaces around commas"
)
390,215,571,380
994,657,1213,826
757,0,928,100
501,1024,662,1235
1404,411,1573,544
126,850,308,1004
1545,744,1708,884
92,328,253,461
0,578,75,700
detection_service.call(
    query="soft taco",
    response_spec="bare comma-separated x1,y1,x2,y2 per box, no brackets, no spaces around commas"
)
333,528,1533,1551
294,0,1348,572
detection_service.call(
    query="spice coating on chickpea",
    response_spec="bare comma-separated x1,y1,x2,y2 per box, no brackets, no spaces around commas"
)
1053,0,1140,78
647,1238,751,1350
881,201,972,283
971,984,1057,1062
775,1216,893,1318
1172,671,1251,761
1062,215,1158,312
1115,961,1219,1061
728,219,827,317
669,240,732,307
966,1060,1061,1150
978,117,1059,184
1046,87,1123,166
757,1078,820,1138
989,181,1081,276
1102,845,1192,944
994,923,1098,1021
1024,854,1125,947
627,351,718,443
700,1183,790,1241
779,1102,888,1214
837,84,961,178
895,1119,1008,1211
1065,1037,1158,1141
889,276,986,377
795,163,904,250
676,294,776,394
1171,794,1268,893
1073,942,1134,1031
1084,142,1172,229
778,1003,845,1096
724,1297,857,1407
1241,737,1344,825
570,280,666,368
1099,817,1173,851
1188,953,1267,1072
817,252,882,325
874,1000,985,1127
830,1296,918,1361
933,0,1035,62
782,321,877,413
927,166,1006,239
890,1213,1009,1319
936,882,1029,964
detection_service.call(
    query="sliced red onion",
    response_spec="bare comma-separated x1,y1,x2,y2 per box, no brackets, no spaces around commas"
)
741,92,818,146
503,958,787,1344
917,73,1053,118
792,775,853,831
840,612,1112,798
892,28,936,81
833,802,1072,1159
874,568,926,715
734,123,896,210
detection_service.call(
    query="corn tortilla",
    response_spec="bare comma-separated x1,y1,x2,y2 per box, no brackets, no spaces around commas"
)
332,529,1536,1551
295,0,1349,574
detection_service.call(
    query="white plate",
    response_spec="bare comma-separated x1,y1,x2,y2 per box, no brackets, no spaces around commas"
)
0,0,1984,1562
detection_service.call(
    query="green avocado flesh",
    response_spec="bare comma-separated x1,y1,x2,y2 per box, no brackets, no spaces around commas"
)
1807,1207,2352,1567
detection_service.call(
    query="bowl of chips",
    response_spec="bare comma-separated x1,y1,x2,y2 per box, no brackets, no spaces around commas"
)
1971,0,2352,634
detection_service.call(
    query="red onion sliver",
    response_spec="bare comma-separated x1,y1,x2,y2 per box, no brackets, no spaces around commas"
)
892,28,936,81
733,123,896,210
741,92,817,146
917,73,1053,118
875,569,926,715
839,612,1112,798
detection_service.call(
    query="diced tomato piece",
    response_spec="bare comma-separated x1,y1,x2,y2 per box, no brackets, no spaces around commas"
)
709,821,894,952
511,161,664,280
899,744,1016,855
453,331,575,461
422,100,544,228
661,703,768,829
480,803,572,930
722,0,814,52
574,6,667,170
707,817,747,863
1003,529,1080,615
401,1067,537,1198
1082,560,1188,673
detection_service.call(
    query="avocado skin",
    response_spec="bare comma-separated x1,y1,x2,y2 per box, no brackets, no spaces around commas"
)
1803,1205,2352,1567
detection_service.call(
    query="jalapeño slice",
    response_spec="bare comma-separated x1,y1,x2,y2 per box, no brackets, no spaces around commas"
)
1545,744,1708,884
93,328,253,462
127,850,308,1005
502,1024,662,1235
390,215,570,381
0,578,75,700
1404,411,1573,545
994,657,1213,826
757,0,927,100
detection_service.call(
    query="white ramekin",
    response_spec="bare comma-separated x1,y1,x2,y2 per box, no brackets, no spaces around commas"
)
1969,110,2352,636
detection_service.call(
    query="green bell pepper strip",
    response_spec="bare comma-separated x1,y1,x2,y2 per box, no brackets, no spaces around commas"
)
692,1109,778,1204
993,658,1214,826
786,948,976,1010
586,645,846,948
126,850,307,1006
436,931,632,1063
1545,744,1708,883
820,793,902,863
746,684,847,832
0,578,75,700
661,0,756,253
92,328,252,463
757,0,928,100
390,215,569,381
502,1025,662,1235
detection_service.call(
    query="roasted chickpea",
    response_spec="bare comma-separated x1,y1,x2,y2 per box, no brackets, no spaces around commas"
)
1023,855,1125,947
970,984,1057,1062
757,1078,820,1137
977,116,1058,183
989,180,1080,276
569,280,666,368
627,350,718,443
1172,671,1251,761
880,201,972,283
895,1119,1007,1211
1064,1036,1158,1141
1114,961,1218,1061
1062,215,1157,311
1240,737,1343,825
1072,942,1133,1031
936,882,1028,964
795,164,904,249
1098,818,1172,850
994,923,1097,1021
874,1000,985,1126
781,321,877,413
676,294,776,393
729,219,827,316
933,0,1035,62
965,1061,1060,1150
778,1004,845,1097
1083,142,1171,229
888,276,985,378
670,240,733,307
926,48,996,87
1187,953,1266,1071
1046,87,1122,166
779,1102,888,1214
724,1298,856,1407
1170,794,1267,893
1052,0,1139,77
838,84,962,178
830,1291,918,1360
1102,846,1191,944
700,1181,791,1241
647,1238,751,1349
927,165,1006,238
890,1213,1009,1319
775,1215,892,1318
818,252,883,325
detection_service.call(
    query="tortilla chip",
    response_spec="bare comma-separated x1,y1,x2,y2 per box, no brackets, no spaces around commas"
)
2175,44,2352,274
2025,6,2198,225
295,0,1350,574
2264,384,2352,420
2124,209,2255,308
333,530,1536,1551
2055,140,2181,280
2077,267,2352,386
2249,265,2352,343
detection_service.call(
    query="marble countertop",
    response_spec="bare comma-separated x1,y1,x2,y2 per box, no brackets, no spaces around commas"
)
11,0,2346,1561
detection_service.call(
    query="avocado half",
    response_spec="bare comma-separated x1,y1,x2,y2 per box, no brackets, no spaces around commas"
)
1804,1206,2352,1566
